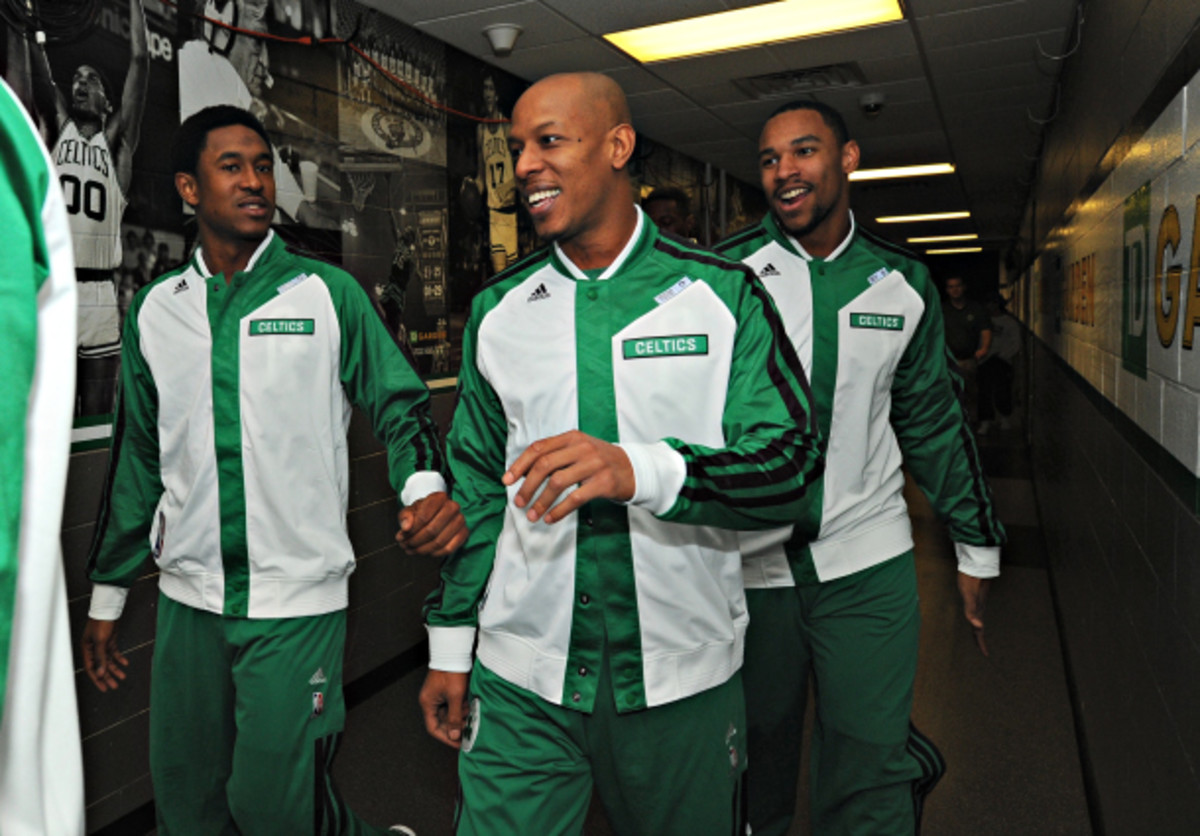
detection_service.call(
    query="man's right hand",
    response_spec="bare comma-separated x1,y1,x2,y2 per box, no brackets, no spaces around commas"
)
82,618,129,692
419,669,470,749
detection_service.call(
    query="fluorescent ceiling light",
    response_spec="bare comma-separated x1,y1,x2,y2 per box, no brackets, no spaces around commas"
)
907,233,979,243
604,0,904,63
926,247,983,255
850,163,955,182
876,211,971,223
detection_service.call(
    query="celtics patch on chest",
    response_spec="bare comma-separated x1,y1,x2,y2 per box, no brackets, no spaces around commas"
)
849,313,904,331
248,318,315,336
622,334,709,359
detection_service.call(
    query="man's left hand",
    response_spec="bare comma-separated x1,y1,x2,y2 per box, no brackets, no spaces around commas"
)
957,571,992,657
503,430,635,524
396,492,467,556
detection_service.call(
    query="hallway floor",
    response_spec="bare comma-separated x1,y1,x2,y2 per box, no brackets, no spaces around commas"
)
329,423,1093,835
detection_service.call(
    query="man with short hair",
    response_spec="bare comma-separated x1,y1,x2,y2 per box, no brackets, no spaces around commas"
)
943,275,992,426
420,73,823,836
717,100,1005,836
641,186,695,240
82,104,464,835
32,0,148,416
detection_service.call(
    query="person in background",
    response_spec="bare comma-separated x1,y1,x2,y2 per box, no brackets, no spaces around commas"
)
31,0,148,415
942,275,992,425
0,76,85,836
82,104,464,835
641,185,696,241
977,294,1021,434
717,99,1004,836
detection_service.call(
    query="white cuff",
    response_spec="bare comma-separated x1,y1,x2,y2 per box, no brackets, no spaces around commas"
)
955,543,1001,578
401,470,448,507
427,625,476,672
89,584,130,620
618,441,687,516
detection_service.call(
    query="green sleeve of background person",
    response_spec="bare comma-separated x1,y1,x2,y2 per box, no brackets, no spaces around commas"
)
327,269,445,495
659,269,824,530
0,91,49,701
890,266,1005,548
86,300,164,587
423,310,507,628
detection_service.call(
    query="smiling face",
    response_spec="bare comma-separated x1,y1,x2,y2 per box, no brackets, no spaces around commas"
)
759,107,859,257
178,124,275,247
508,74,635,257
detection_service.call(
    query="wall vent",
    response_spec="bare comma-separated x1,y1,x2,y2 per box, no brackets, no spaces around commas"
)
733,63,868,98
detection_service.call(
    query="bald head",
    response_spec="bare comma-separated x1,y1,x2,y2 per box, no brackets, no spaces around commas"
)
516,72,632,136
508,72,639,267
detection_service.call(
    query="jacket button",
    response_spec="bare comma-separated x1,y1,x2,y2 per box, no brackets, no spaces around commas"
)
572,691,582,702
578,666,588,676
587,287,599,300
579,593,590,605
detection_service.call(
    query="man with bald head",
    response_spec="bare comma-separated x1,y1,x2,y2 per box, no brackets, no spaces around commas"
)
420,72,823,835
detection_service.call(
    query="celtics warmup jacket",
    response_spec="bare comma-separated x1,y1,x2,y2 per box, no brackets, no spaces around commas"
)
88,231,445,620
717,213,1003,587
425,211,823,713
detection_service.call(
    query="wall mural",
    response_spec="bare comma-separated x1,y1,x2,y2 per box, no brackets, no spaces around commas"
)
2,0,759,448
1011,64,1200,477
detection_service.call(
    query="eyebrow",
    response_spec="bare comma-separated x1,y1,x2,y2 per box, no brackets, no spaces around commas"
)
760,133,822,157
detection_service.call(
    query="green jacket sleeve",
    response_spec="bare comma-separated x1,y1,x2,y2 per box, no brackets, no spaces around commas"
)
660,272,824,530
891,268,1005,549
334,277,445,502
422,311,507,669
87,297,162,590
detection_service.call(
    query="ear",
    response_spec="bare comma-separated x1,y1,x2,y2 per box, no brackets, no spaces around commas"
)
609,123,637,172
175,172,200,208
842,139,861,176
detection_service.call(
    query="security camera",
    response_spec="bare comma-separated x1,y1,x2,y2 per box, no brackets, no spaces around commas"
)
860,92,886,118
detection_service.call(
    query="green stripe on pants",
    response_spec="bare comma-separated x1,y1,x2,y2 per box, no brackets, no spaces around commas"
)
744,552,940,836
149,594,388,835
457,657,746,836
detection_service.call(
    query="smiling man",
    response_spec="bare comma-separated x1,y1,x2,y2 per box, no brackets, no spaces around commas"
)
81,105,462,835
716,100,1005,835
419,73,823,836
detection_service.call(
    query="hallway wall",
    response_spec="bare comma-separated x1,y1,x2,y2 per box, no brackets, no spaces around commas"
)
1014,2,1200,831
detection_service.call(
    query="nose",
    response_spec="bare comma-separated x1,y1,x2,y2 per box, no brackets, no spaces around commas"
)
241,163,265,192
513,145,539,182
775,152,800,182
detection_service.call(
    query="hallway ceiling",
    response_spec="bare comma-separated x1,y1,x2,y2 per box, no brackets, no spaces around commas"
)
361,0,1080,252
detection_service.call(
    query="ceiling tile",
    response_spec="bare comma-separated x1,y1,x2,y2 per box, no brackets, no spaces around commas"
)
925,29,1068,74
415,3,588,57
915,0,1079,48
602,65,672,96
472,37,634,78
766,21,916,69
627,88,698,118
644,47,785,89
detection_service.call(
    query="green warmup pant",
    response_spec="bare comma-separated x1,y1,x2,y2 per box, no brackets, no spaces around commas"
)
457,656,747,836
150,594,389,836
742,552,945,836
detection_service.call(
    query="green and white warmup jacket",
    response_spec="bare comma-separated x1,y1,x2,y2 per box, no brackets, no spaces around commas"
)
425,211,823,713
88,231,445,621
717,213,1003,587
0,78,85,835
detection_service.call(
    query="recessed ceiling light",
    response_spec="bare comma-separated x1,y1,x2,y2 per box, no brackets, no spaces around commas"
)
850,163,955,181
876,211,971,223
604,0,904,64
907,233,979,243
926,247,983,255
